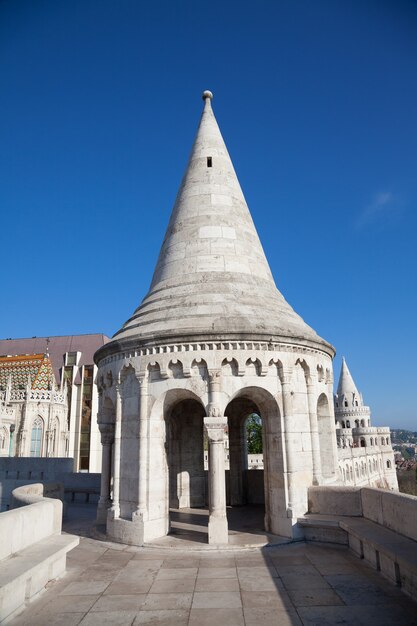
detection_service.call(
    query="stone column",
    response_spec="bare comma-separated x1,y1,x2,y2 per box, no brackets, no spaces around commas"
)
326,371,339,481
132,376,148,527
109,384,122,519
97,424,114,523
306,374,322,485
281,368,296,517
204,415,228,544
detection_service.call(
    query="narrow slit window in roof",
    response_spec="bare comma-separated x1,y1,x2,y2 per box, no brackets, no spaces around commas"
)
207,157,212,167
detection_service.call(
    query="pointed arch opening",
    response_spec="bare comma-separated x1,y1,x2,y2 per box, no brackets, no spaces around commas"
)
30,416,44,457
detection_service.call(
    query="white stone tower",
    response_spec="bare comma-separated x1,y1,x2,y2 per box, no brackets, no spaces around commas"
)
95,91,340,545
335,358,397,489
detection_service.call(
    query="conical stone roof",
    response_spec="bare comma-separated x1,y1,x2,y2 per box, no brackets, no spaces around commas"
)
103,92,334,356
337,358,360,399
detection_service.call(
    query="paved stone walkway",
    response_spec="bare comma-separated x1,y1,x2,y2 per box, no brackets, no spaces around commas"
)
11,533,417,625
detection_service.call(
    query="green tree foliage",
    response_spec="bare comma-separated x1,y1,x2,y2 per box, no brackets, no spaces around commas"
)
246,414,262,454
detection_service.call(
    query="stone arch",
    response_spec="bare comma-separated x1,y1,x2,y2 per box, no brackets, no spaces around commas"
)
191,358,208,379
221,357,238,376
225,386,284,536
147,361,161,381
164,389,206,511
317,393,334,479
245,358,262,376
168,359,183,379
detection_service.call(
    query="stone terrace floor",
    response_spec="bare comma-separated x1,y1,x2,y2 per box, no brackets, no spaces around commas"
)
10,505,417,626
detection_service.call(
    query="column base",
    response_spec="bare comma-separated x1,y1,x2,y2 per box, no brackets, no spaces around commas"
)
96,499,111,524
208,514,228,545
107,515,145,546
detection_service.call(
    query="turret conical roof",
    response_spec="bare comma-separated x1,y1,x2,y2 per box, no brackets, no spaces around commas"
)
109,92,333,354
337,358,360,399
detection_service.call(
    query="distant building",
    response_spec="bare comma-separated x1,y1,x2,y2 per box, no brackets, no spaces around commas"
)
334,358,397,489
0,334,109,471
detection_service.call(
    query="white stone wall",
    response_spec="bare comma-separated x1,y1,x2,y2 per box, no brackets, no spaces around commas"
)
96,339,339,543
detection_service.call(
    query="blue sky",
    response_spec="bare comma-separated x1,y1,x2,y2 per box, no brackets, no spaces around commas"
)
0,0,416,429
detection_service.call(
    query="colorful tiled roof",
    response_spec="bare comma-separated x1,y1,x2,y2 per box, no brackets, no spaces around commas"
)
0,354,56,391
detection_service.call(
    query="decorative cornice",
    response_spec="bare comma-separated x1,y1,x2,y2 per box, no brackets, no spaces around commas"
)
96,337,334,369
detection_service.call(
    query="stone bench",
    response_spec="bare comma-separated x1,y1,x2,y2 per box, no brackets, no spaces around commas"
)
298,514,417,600
0,484,79,623
0,533,79,623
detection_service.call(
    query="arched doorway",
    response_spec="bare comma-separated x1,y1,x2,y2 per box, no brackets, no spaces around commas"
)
164,396,206,538
225,388,284,536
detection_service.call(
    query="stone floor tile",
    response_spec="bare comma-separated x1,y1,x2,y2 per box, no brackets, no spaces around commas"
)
243,607,303,626
188,608,244,625
142,592,193,610
149,578,196,593
115,566,159,582
104,579,155,595
155,567,197,580
90,594,146,611
296,604,416,625
287,587,345,607
269,554,311,566
312,561,362,576
241,588,294,609
192,591,242,609
280,573,331,590
36,595,101,614
198,557,236,567
60,581,110,596
125,559,164,570
96,549,134,565
236,565,278,578
80,611,137,625
134,609,190,625
160,558,200,569
195,577,240,591
13,612,86,626
274,563,319,575
238,576,282,592
197,566,237,579
78,563,124,582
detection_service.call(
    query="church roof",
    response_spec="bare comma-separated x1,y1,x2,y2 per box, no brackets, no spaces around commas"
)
0,354,56,391
104,92,334,355
0,334,109,383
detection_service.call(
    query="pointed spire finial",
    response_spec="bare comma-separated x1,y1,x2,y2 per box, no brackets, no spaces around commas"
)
202,90,213,101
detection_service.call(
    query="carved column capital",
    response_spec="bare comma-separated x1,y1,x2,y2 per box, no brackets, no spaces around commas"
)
204,416,227,442
99,423,114,445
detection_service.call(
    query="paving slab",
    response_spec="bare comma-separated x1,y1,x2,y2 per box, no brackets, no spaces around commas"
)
8,524,417,626
134,609,189,624
188,607,244,625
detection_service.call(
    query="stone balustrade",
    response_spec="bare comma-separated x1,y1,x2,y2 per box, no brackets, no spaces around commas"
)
300,486,417,599
0,482,78,622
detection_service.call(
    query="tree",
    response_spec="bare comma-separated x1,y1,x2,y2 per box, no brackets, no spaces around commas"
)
246,414,262,454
